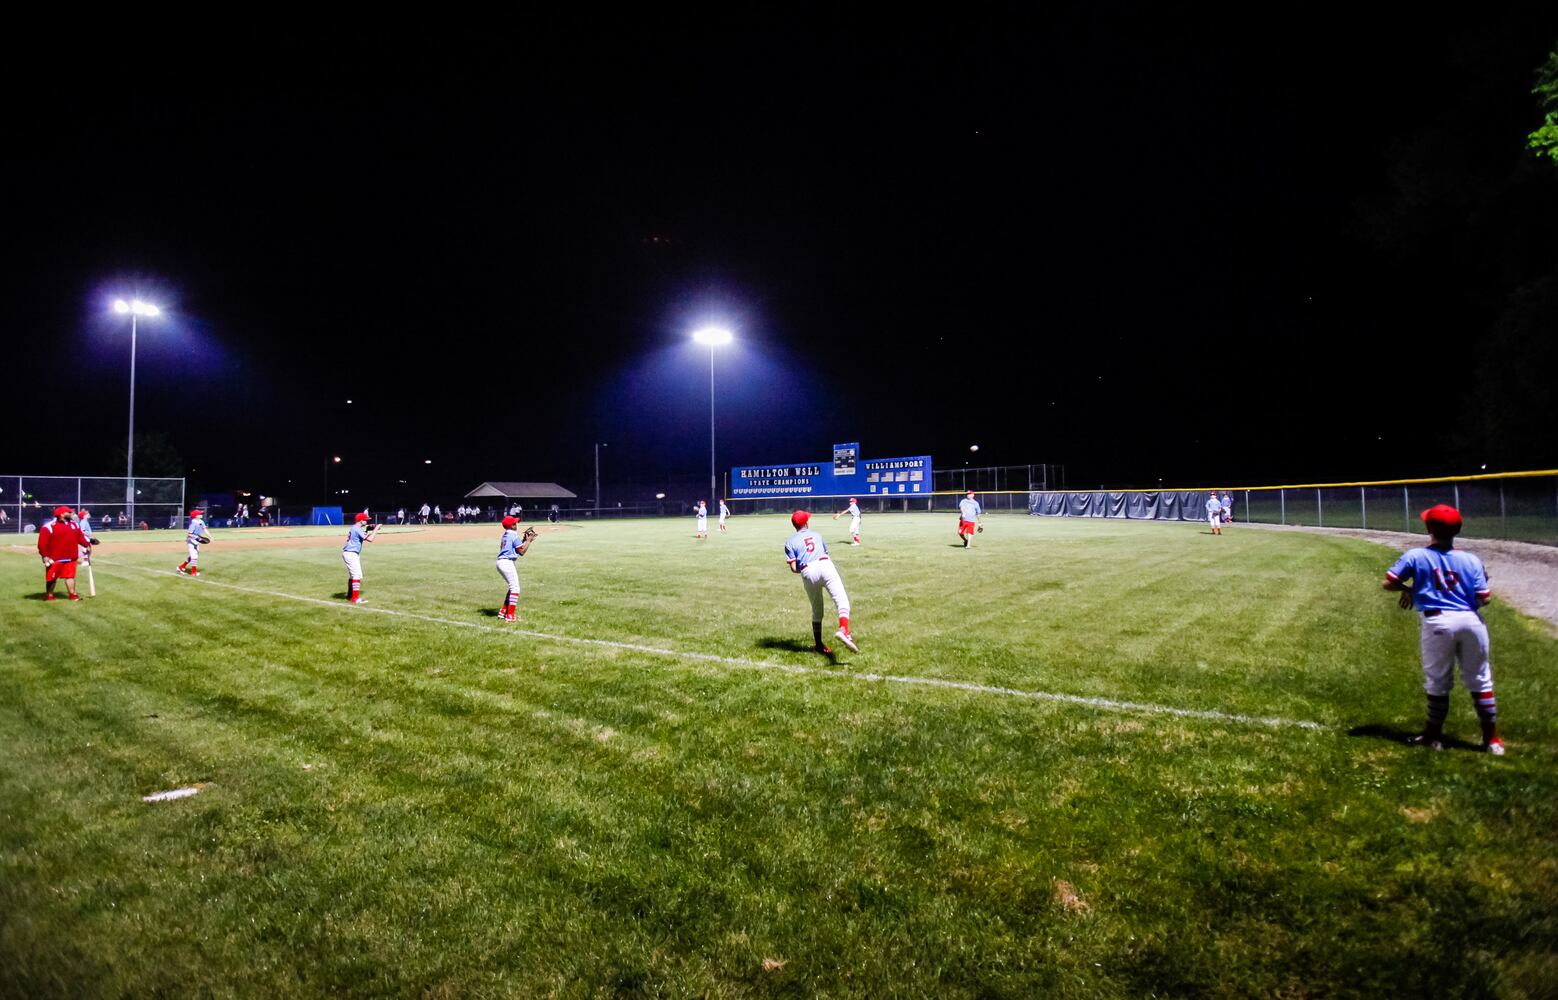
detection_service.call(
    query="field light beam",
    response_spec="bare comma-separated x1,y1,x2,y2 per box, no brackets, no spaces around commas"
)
85,557,1328,732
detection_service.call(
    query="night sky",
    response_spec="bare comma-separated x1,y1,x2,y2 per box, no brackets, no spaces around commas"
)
5,12,1556,505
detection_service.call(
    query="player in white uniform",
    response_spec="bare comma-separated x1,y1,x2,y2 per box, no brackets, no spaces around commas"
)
718,500,730,533
695,500,709,539
177,509,211,575
341,512,380,603
494,515,537,621
1220,491,1234,526
785,510,859,653
1384,504,1503,754
1205,492,1223,535
957,491,982,548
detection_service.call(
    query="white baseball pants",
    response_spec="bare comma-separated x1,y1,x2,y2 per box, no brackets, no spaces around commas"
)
495,558,520,593
342,551,363,580
850,516,861,535
186,541,201,565
1419,610,1493,695
800,558,850,623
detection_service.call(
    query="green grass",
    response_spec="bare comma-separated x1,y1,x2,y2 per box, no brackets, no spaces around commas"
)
2,514,1555,997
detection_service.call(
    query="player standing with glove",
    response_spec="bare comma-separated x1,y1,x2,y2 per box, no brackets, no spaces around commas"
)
177,508,212,575
494,516,537,621
342,512,380,603
785,510,859,653
957,491,982,548
1383,504,1504,755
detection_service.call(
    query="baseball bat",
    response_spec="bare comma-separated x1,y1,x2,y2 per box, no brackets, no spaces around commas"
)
85,559,96,597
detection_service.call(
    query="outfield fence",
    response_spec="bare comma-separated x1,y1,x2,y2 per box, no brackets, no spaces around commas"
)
1,476,186,534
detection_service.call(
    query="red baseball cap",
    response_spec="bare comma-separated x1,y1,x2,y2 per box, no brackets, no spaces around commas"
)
502,515,518,528
355,512,371,522
1421,504,1463,532
791,510,810,528
53,505,72,517
849,498,857,504
77,509,90,517
189,509,203,517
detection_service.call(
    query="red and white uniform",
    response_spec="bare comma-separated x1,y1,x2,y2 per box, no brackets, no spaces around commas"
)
38,517,88,581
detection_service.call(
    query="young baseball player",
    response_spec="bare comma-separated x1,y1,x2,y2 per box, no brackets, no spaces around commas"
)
1205,492,1223,535
341,512,381,603
494,515,538,621
957,491,982,548
835,498,862,545
695,500,709,539
177,508,211,575
1220,491,1234,526
718,500,730,533
37,507,90,601
1383,504,1504,755
785,510,859,653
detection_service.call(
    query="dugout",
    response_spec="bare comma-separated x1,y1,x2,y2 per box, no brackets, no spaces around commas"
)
464,482,577,517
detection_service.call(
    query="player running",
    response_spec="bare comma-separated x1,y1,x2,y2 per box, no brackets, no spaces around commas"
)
177,508,211,575
835,498,862,545
957,491,982,548
342,512,381,603
718,500,730,533
494,516,537,621
1205,492,1223,535
785,510,859,653
1383,504,1504,755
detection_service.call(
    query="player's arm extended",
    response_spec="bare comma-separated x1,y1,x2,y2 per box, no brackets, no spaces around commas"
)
1381,571,1408,591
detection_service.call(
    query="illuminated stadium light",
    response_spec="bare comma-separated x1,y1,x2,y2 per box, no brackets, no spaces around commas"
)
692,326,733,346
112,296,163,523
691,326,734,506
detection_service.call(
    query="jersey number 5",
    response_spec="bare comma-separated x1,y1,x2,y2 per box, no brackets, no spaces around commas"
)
804,537,816,553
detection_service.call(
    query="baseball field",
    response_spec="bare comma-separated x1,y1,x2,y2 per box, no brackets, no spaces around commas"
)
2,514,1555,997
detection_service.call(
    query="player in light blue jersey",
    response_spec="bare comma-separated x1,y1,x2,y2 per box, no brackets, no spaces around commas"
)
494,516,537,621
1220,492,1234,526
177,508,212,576
1205,492,1223,535
341,512,381,603
718,500,730,533
785,510,858,653
957,492,982,548
1383,504,1502,754
695,500,709,540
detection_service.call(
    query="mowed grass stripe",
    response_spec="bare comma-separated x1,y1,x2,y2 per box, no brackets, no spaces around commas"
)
87,557,1330,731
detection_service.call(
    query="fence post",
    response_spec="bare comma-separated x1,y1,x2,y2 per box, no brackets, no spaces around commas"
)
1453,483,1460,510
1500,482,1507,538
1404,487,1410,532
1243,489,1249,523
1317,489,1323,528
1280,489,1286,525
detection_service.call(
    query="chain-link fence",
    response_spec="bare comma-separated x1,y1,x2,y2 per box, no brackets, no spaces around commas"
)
1,476,186,533
1025,472,1558,545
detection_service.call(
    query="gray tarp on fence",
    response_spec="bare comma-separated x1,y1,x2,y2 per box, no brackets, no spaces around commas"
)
1031,490,1215,522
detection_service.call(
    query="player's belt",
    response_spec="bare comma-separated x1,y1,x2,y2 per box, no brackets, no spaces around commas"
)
1423,609,1443,618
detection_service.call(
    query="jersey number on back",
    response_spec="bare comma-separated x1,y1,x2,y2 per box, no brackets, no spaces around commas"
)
1431,568,1461,592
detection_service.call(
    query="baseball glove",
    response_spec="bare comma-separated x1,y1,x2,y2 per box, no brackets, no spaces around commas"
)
198,536,212,545
522,527,538,543
832,512,841,520
89,537,102,546
977,524,984,533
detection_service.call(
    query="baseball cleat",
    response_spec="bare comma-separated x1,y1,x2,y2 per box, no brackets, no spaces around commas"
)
1405,733,1443,751
834,629,859,652
813,643,832,654
68,593,81,601
44,594,57,601
176,566,188,574
1486,739,1506,756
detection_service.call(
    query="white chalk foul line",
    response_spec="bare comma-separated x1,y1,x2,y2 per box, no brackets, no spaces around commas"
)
93,560,1326,731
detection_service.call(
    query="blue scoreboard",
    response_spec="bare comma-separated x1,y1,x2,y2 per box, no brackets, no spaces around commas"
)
731,443,933,499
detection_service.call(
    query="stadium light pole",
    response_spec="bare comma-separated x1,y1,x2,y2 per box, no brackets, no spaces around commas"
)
692,326,733,509
113,298,161,525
